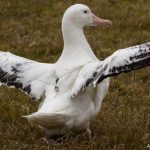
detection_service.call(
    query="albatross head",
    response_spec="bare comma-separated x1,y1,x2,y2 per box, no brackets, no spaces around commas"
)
62,4,112,28
59,4,112,63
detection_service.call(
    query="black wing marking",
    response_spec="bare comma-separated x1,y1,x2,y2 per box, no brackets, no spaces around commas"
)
83,42,150,89
0,65,32,97
0,51,54,101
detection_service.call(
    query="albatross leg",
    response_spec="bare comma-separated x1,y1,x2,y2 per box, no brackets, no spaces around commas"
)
40,125,63,141
44,129,66,143
85,122,92,140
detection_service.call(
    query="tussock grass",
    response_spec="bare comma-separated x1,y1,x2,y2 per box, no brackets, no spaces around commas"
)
0,0,150,149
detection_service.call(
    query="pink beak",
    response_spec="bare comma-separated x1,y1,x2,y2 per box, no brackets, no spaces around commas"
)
92,14,112,26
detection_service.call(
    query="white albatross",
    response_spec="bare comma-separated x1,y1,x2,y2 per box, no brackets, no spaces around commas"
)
0,4,150,139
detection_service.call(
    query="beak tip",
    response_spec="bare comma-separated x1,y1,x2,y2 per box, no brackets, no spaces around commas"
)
109,21,112,26
92,14,112,27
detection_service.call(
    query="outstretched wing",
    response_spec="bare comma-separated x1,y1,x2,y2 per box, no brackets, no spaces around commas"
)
0,51,55,100
71,42,150,97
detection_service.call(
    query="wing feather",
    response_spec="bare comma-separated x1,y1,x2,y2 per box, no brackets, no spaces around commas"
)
93,42,150,85
71,42,150,97
0,51,55,100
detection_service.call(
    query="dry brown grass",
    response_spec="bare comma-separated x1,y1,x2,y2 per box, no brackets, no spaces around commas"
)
0,0,150,149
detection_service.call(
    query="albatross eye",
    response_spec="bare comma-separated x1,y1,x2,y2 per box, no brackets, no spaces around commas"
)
84,10,87,13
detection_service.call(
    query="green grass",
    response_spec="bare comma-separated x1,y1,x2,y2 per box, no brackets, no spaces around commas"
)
0,0,150,149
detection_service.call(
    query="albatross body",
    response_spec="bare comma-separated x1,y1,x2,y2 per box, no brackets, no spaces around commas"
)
32,4,111,135
0,4,150,138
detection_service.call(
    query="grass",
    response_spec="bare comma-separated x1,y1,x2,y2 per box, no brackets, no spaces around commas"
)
0,0,150,149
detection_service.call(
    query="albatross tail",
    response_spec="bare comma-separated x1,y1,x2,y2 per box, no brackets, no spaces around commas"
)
23,112,69,129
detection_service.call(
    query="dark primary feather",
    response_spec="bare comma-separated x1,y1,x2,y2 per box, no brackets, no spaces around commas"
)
0,51,54,101
0,59,35,99
83,42,150,89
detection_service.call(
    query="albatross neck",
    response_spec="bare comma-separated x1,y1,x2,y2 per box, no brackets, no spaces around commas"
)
57,21,98,64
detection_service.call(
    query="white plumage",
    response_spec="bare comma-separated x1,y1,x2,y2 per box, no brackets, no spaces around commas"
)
0,4,149,138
